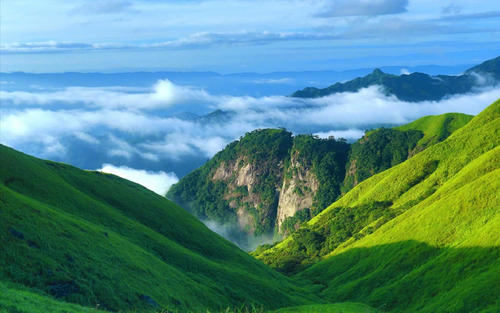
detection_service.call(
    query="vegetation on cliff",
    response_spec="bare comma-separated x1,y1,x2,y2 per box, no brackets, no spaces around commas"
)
255,99,500,313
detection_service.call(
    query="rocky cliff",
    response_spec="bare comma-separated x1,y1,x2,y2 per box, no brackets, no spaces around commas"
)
167,129,349,248
167,113,472,249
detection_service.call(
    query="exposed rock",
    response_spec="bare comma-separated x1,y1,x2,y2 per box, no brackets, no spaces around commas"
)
276,154,319,230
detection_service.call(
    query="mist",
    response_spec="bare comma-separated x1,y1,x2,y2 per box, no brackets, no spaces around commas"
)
1,78,499,180
202,219,280,252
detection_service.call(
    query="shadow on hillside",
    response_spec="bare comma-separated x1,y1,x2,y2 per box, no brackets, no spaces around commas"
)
297,240,500,313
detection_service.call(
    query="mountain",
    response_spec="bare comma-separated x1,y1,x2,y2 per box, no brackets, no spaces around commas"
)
465,55,500,80
166,129,351,249
342,113,473,192
168,113,472,248
292,56,500,101
0,144,314,312
255,99,500,312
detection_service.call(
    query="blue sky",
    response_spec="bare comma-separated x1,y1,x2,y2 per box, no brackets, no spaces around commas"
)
1,0,500,72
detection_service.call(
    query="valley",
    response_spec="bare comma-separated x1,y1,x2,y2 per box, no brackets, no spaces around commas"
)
1,99,498,312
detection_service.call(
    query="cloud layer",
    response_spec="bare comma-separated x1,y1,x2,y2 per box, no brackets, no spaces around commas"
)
316,0,408,17
1,79,499,178
98,164,178,195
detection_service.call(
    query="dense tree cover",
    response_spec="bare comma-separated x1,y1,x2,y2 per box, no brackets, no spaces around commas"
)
168,130,352,241
342,128,423,192
281,209,312,235
289,135,350,215
465,55,500,80
258,201,397,274
169,113,470,244
292,56,499,101
167,129,294,241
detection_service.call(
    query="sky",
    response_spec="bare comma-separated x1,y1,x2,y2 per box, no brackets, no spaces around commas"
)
2,77,499,196
1,0,500,200
1,0,500,73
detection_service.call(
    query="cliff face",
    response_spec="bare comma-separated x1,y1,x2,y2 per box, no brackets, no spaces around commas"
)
276,151,319,230
167,129,294,249
168,114,472,248
211,154,285,235
167,129,349,246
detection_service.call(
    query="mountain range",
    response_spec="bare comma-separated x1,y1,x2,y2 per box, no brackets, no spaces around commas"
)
292,56,500,101
1,54,499,312
1,99,498,313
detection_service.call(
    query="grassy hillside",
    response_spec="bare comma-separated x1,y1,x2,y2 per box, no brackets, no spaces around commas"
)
395,112,473,149
256,99,500,312
170,113,471,248
0,144,315,312
0,282,110,313
342,113,471,198
271,303,380,313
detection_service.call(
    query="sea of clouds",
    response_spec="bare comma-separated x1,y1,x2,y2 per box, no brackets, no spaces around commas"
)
1,78,499,195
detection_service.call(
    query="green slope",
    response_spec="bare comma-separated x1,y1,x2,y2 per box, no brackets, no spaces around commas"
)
395,112,473,149
342,113,473,191
170,113,472,249
0,282,109,313
0,145,314,312
270,302,380,313
257,99,500,312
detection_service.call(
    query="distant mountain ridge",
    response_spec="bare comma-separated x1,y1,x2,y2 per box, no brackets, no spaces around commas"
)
292,56,500,101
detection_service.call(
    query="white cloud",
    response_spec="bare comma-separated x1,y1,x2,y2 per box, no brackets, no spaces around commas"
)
400,68,411,75
0,79,211,110
2,79,499,165
251,78,294,84
70,0,135,15
316,0,409,17
98,164,178,195
314,129,365,140
0,31,336,54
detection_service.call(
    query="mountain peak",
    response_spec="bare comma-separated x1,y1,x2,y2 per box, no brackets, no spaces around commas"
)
371,68,385,76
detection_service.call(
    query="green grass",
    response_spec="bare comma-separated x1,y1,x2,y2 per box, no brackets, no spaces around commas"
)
0,144,316,312
1,99,498,313
395,112,473,149
270,302,380,313
257,99,500,312
0,281,109,313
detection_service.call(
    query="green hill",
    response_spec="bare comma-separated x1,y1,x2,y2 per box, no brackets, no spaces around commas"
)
0,144,314,312
271,302,380,313
342,113,473,191
255,99,500,312
292,56,499,101
167,129,350,248
169,114,472,249
0,281,110,313
395,112,474,148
